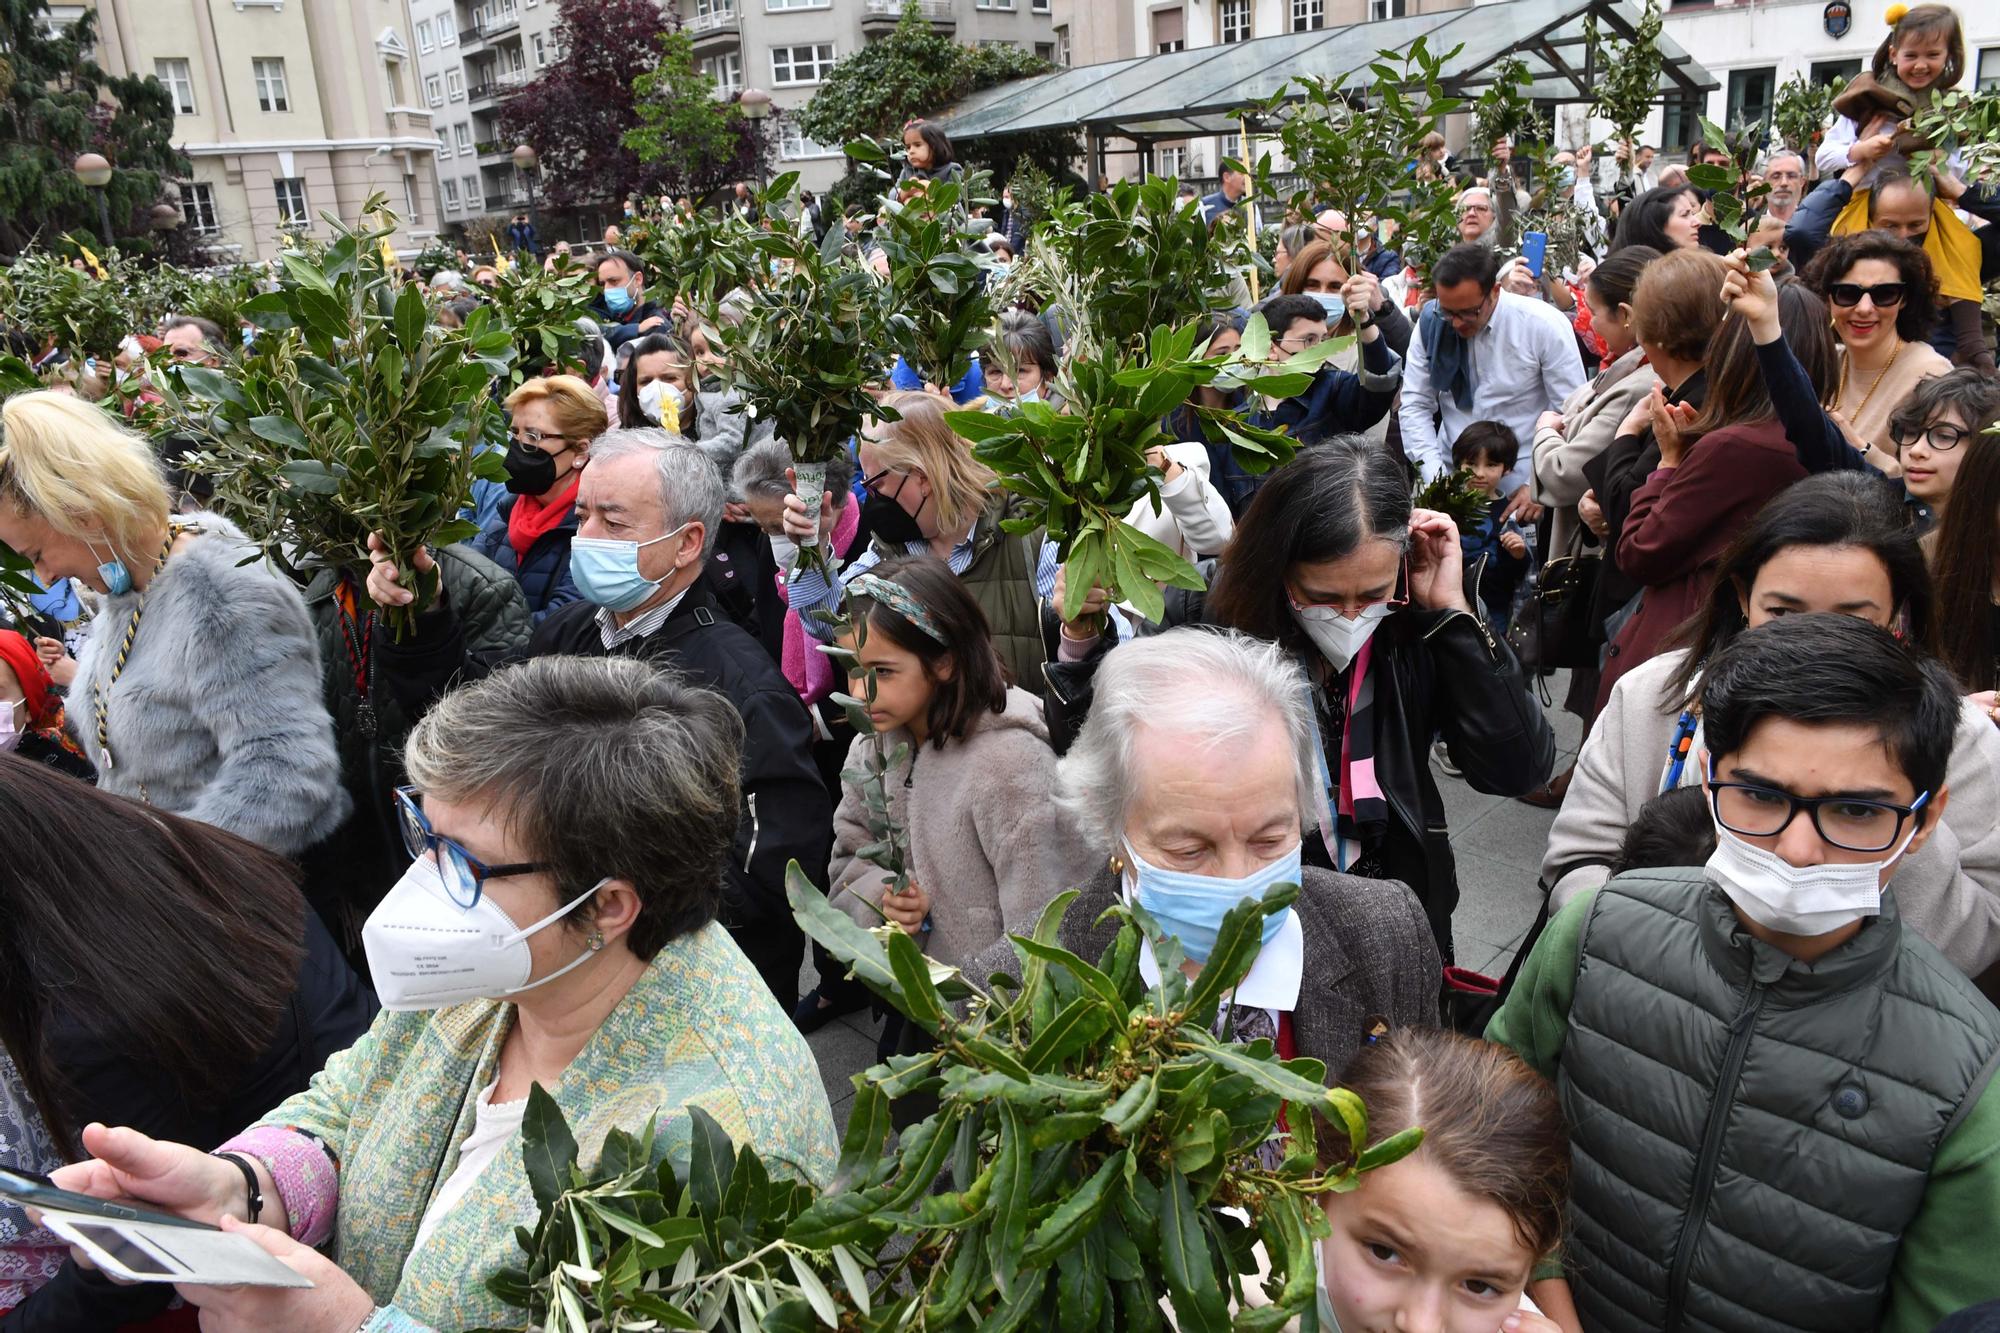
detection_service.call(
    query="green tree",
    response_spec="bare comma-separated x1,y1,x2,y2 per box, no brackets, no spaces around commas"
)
0,0,187,255
622,28,763,201
795,2,1067,196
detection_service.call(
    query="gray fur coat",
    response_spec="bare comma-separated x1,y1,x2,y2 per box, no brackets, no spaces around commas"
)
71,513,349,855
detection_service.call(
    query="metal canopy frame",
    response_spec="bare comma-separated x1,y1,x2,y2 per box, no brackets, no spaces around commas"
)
934,0,1716,146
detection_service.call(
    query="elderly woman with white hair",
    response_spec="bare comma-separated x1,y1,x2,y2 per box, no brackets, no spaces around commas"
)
969,627,1439,1080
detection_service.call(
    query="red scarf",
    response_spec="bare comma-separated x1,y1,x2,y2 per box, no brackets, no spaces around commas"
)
506,476,580,563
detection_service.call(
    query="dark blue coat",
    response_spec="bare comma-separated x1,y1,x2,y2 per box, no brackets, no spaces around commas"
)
471,495,581,623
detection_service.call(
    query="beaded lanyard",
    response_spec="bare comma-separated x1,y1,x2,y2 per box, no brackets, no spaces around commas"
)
92,528,181,783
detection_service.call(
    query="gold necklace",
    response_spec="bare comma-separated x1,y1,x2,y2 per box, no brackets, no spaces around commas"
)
1836,338,1905,425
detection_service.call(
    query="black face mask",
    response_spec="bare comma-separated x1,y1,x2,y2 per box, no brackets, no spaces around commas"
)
503,439,565,495
862,475,927,546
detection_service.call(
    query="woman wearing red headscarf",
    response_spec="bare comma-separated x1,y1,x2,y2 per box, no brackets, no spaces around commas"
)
0,630,92,781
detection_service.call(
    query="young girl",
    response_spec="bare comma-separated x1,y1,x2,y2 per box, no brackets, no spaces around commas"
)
1818,3,1986,366
824,556,1093,1004
895,118,964,198
1318,1027,1576,1333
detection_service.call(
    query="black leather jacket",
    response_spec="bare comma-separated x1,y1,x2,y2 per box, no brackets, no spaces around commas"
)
1040,573,1554,961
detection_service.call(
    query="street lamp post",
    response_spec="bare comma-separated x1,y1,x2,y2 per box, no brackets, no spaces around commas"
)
511,143,540,236
73,152,114,246
737,88,772,192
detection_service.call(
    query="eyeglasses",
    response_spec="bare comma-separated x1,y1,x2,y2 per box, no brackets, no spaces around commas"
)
1827,282,1907,309
1439,294,1492,323
1890,419,1975,451
395,786,545,908
511,427,571,448
1706,777,1928,854
1287,561,1411,617
858,466,906,500
1276,333,1328,351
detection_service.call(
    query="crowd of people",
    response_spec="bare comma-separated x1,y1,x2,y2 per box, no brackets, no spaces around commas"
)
2,6,2000,1326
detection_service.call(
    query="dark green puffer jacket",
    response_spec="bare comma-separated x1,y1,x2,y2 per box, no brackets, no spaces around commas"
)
1559,870,2000,1333
296,544,531,943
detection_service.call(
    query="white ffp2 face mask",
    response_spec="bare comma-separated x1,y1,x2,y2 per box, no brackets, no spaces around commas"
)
1704,819,1922,937
362,857,610,1011
1291,601,1394,672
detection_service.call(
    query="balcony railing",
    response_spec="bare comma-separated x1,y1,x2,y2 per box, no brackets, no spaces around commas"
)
473,7,520,39
863,0,951,18
466,69,529,102
685,6,738,30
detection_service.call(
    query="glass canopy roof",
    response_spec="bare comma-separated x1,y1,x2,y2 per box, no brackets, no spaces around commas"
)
936,0,1716,143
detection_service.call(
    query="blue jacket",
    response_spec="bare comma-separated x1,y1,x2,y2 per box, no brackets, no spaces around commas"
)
1206,336,1402,514
471,495,581,623
1363,246,1404,283
890,354,985,404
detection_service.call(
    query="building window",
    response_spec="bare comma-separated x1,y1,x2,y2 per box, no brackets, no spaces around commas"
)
443,178,460,210
446,68,464,99
697,0,734,13
1035,41,1054,60
1055,24,1069,65
416,19,433,51
1218,0,1250,44
771,43,835,85
178,181,219,233
152,58,197,115
253,57,289,112
275,177,309,226
463,174,482,209
1152,6,1184,53
780,124,838,159
455,123,473,154
1156,144,1188,177
1660,96,1699,151
1725,66,1776,132
425,74,443,105
1033,0,1050,10
532,33,547,65
1292,0,1323,29
701,52,743,93
765,0,828,9
1976,47,2000,92
1810,57,1861,87
404,175,421,226
975,0,1016,8
1216,131,1241,167
1368,0,1405,17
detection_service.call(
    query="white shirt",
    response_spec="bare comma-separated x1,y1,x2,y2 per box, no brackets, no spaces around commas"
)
1399,290,1588,498
1135,905,1305,1020
407,1082,528,1260
1122,442,1234,562
595,584,692,650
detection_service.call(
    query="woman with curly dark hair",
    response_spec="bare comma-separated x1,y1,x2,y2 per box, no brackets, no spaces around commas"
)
1802,230,1950,469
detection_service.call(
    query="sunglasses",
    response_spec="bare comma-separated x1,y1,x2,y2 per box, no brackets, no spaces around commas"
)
1827,282,1906,309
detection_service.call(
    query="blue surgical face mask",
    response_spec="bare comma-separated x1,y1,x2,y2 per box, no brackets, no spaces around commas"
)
569,523,689,612
603,284,635,315
87,538,133,596
1309,291,1344,323
1123,839,1303,963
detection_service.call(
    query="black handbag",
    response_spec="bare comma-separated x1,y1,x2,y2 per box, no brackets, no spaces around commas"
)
1507,531,1602,672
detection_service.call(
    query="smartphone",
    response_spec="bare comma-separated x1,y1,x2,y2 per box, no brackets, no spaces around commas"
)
0,1163,215,1232
1522,232,1549,280
43,1214,311,1289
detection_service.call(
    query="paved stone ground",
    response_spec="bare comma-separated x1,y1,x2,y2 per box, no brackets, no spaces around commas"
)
798,676,1585,1129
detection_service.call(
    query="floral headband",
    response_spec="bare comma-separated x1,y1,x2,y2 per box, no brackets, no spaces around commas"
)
849,573,947,646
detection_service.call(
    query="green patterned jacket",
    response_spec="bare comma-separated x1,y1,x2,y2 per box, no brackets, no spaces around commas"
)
249,922,838,1331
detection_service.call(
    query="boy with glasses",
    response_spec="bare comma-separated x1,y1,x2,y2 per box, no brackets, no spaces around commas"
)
1490,612,2000,1333
1239,291,1402,450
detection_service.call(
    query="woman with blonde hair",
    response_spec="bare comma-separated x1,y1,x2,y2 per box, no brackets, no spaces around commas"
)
780,390,1060,694
0,390,346,856
473,372,607,621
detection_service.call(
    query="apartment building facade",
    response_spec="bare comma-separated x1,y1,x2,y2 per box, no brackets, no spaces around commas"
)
82,0,441,262
411,0,1059,237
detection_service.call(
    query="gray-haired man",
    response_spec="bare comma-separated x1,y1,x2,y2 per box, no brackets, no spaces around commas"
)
364,429,831,1009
